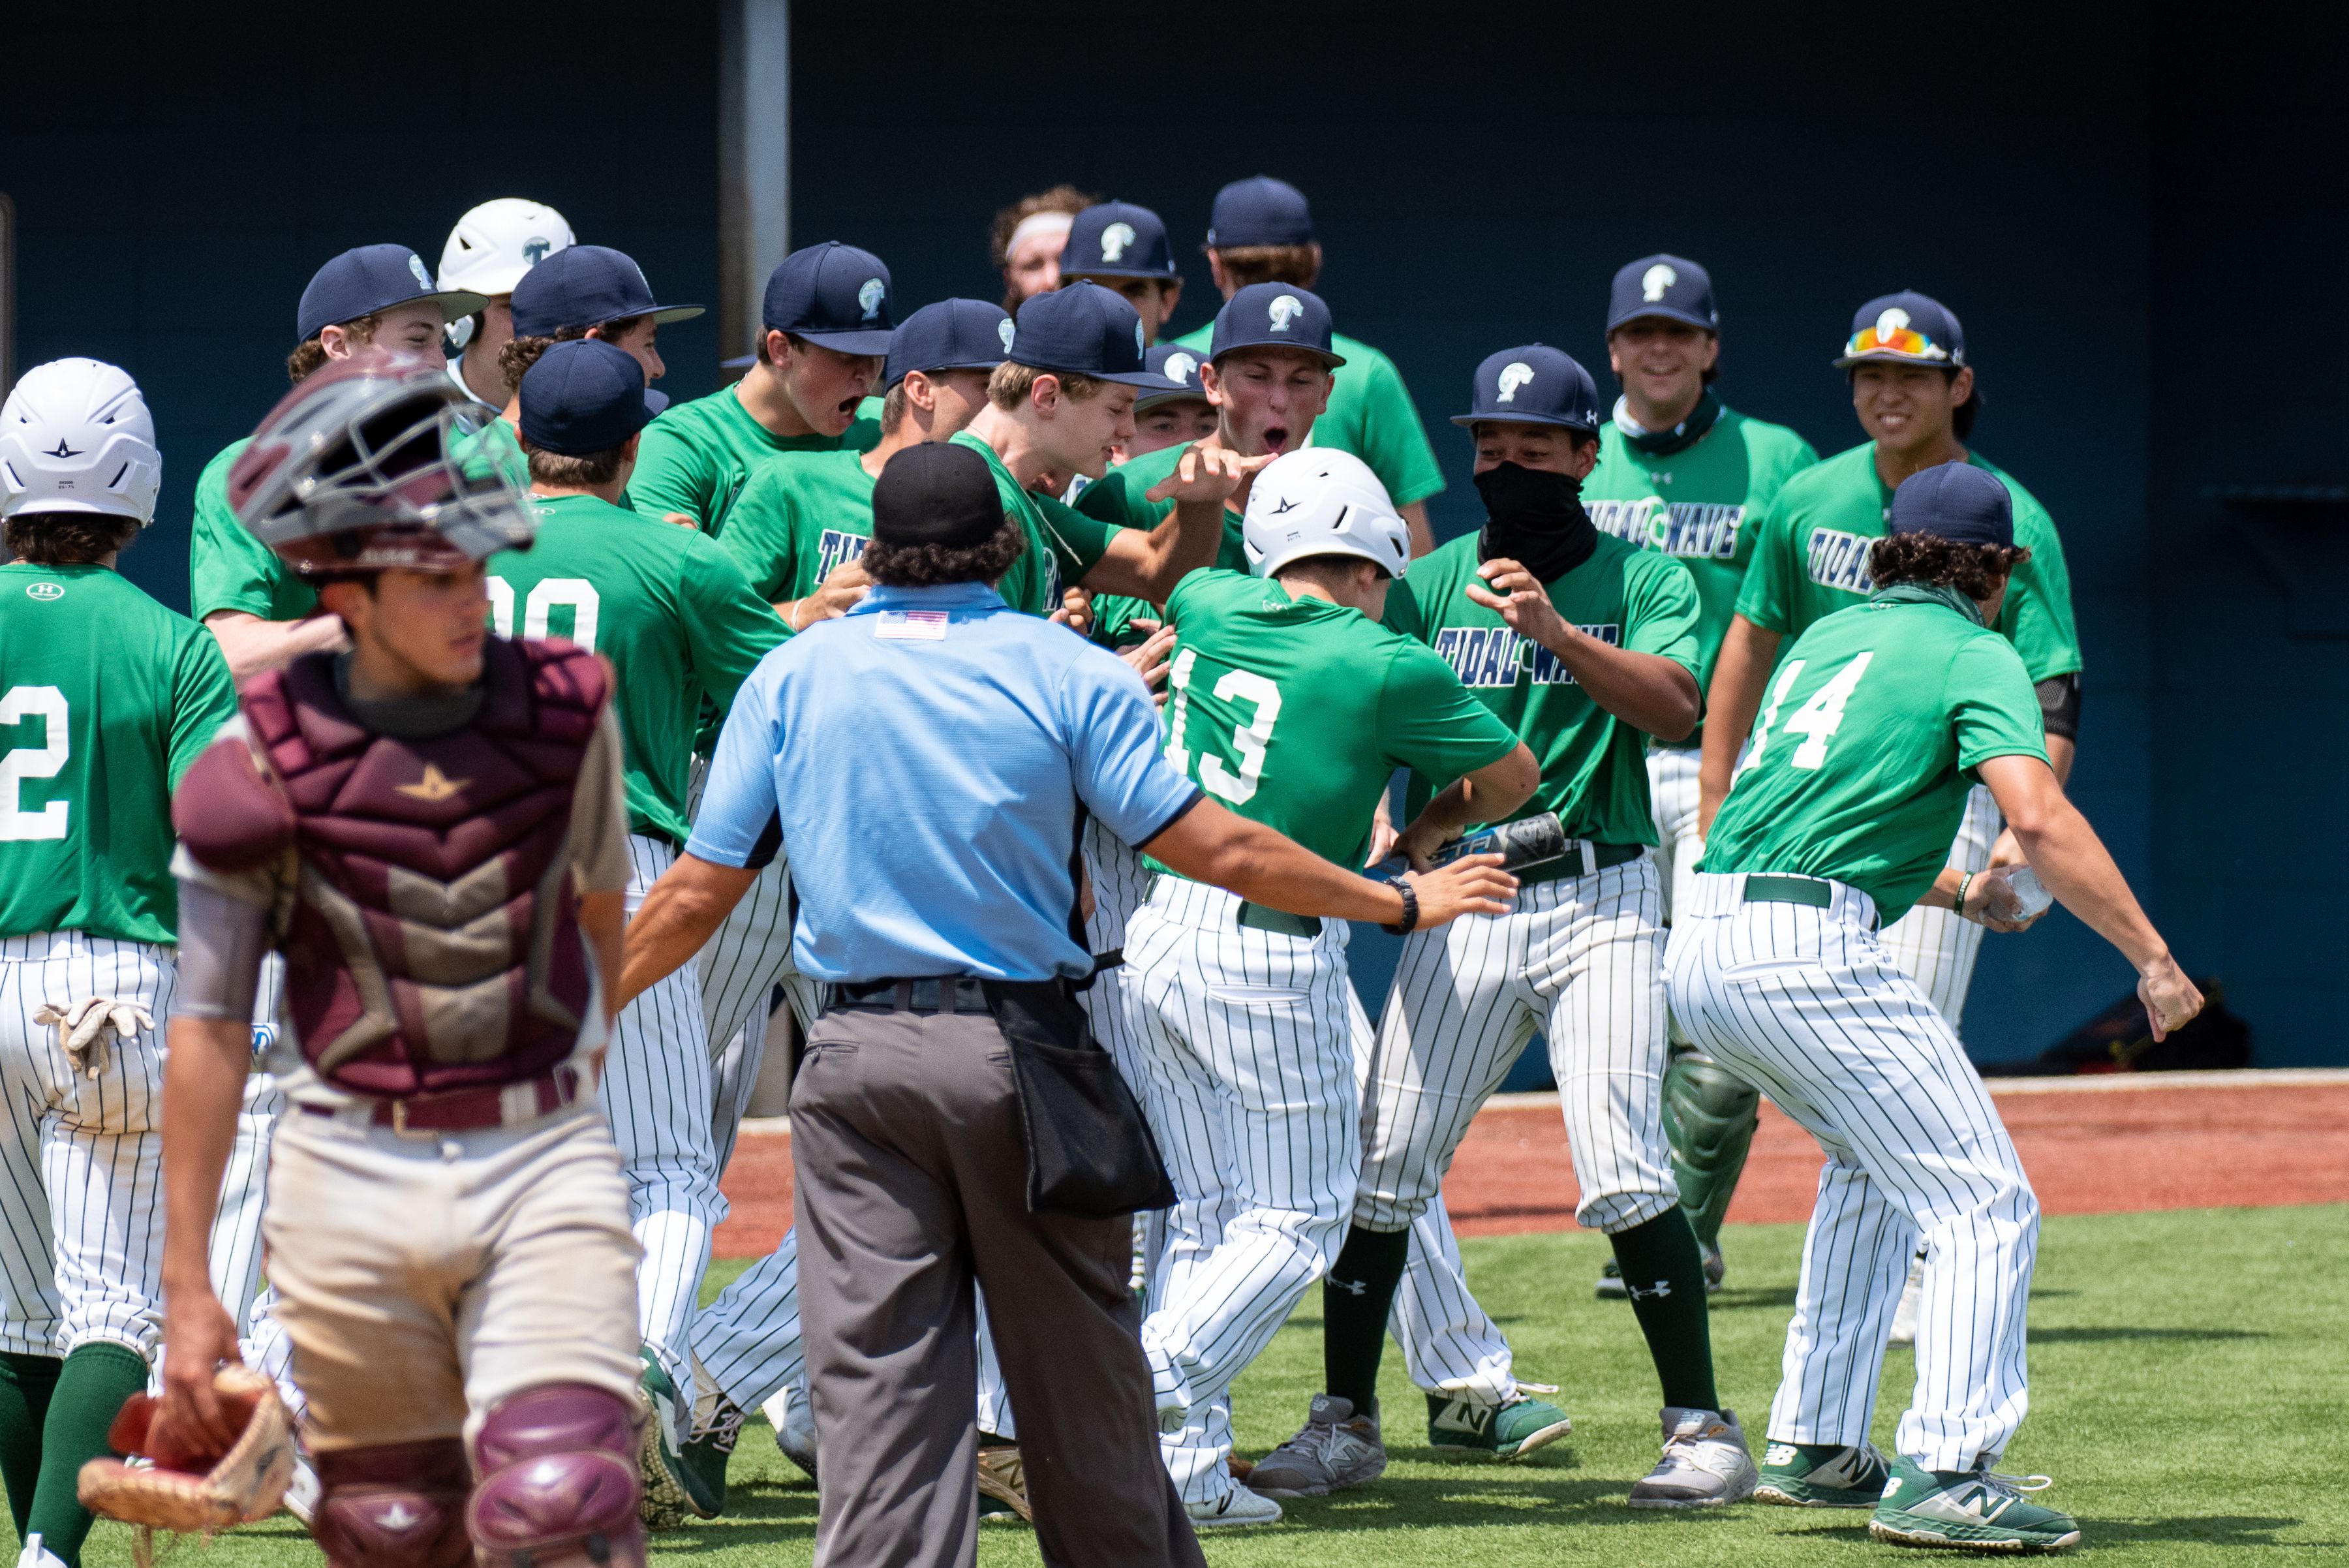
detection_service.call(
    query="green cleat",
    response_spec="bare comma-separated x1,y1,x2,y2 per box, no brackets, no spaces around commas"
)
637,1350,722,1526
1870,1454,2081,1552
1426,1391,1574,1462
1755,1438,1891,1507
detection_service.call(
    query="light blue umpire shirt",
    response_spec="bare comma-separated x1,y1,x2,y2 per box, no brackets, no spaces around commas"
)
688,580,1204,983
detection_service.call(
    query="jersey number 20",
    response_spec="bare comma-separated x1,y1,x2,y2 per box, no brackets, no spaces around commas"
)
0,686,70,842
1745,651,1874,773
487,577,602,652
1163,649,1282,805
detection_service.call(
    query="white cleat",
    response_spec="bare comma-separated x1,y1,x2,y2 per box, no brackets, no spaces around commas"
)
763,1385,818,1482
1186,1486,1283,1528
282,1455,322,1525
1888,1253,1926,1347
1627,1406,1758,1507
17,1532,68,1568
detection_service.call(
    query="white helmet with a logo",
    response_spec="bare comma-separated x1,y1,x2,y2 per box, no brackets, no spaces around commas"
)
0,359,162,525
1242,448,1409,581
438,198,576,346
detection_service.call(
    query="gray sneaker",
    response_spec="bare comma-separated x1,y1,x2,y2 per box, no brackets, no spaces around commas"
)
1627,1406,1758,1507
1246,1394,1387,1498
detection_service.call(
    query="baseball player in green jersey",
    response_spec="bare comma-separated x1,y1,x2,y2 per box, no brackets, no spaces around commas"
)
438,198,576,409
1120,448,1535,1527
625,243,890,536
1058,201,1185,344
493,246,701,433
1169,177,1443,555
1673,464,2199,1554
718,298,1011,629
1697,292,2083,1336
191,245,494,681
0,361,239,1568
1082,344,1217,653
1582,254,1819,1301
500,341,788,1526
1341,345,1764,1509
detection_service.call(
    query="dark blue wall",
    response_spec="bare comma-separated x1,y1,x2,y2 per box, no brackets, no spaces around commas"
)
5,5,2339,1062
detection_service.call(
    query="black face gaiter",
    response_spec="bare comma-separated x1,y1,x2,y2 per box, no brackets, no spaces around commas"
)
1475,461,1599,583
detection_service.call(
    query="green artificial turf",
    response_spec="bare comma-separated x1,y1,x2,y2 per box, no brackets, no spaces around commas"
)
65,1203,2346,1565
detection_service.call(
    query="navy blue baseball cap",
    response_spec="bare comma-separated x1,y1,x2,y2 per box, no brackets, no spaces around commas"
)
1208,283,1344,367
885,299,1014,391
1060,201,1179,281
1889,462,2012,548
1005,283,1161,386
1452,345,1602,434
1137,343,1209,410
511,246,702,339
296,244,488,343
1607,254,1719,333
761,242,896,354
519,339,654,457
1836,290,1967,369
1206,176,1315,249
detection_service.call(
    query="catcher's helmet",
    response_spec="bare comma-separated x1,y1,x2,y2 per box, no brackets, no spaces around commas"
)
0,359,163,525
1242,448,1409,581
227,351,534,577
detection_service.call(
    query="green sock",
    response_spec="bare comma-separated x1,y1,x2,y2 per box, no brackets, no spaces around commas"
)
1323,1225,1411,1419
1607,1209,1720,1413
0,1353,61,1539
29,1343,148,1566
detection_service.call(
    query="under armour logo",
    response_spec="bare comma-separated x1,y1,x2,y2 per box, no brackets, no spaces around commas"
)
42,439,80,459
1100,222,1137,262
1267,294,1304,332
1327,1274,1366,1296
395,763,469,803
1496,362,1535,403
1642,262,1678,302
1161,352,1198,384
25,583,63,602
407,253,434,288
1626,1280,1672,1300
857,278,887,321
997,319,1017,352
522,237,551,264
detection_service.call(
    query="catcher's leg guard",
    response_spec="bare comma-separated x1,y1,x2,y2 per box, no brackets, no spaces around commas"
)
1661,1047,1761,1252
466,1385,643,1568
311,1440,472,1568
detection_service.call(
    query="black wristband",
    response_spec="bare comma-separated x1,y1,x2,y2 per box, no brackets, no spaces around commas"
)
1381,875,1419,935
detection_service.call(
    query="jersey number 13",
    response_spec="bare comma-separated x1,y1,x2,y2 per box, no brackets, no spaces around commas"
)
1163,648,1282,806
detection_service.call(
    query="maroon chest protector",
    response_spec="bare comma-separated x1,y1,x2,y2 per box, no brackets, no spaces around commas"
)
196,639,608,1098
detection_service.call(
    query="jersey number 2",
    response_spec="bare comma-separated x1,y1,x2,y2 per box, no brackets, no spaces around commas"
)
1163,649,1282,806
0,686,70,842
487,578,602,652
1747,651,1875,773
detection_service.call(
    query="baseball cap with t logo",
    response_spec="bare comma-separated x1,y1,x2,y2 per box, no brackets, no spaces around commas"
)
762,242,897,355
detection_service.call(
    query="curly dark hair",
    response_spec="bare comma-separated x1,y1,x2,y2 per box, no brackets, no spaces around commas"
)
4,512,140,564
1867,533,2032,600
861,517,1025,589
499,316,649,395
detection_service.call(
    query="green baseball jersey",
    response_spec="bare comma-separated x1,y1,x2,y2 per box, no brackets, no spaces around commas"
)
1147,569,1518,875
0,562,238,942
190,417,530,623
1583,407,1818,745
1700,584,2049,923
488,495,784,844
1073,440,1244,647
1384,531,1700,845
1171,325,1444,507
715,447,879,603
949,432,1124,617
625,386,881,538
1733,444,2082,683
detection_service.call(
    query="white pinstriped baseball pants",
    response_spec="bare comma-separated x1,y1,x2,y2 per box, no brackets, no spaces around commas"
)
602,835,724,1413
1877,783,2001,1028
1666,872,2037,1471
1121,876,1361,1504
0,933,173,1361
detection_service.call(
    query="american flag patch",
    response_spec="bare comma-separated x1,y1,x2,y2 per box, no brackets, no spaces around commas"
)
874,610,949,641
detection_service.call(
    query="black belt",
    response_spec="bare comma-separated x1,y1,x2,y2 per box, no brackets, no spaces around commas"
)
1742,873,1878,929
829,977,992,1013
1236,902,1321,938
1518,841,1646,887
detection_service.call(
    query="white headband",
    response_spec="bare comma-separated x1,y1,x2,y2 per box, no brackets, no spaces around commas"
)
1006,211,1075,258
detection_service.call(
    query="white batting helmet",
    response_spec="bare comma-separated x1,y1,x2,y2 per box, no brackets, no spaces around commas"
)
0,359,162,526
438,199,576,346
1242,448,1409,581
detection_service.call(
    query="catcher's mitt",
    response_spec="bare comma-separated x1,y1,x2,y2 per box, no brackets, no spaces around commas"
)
80,1366,294,1563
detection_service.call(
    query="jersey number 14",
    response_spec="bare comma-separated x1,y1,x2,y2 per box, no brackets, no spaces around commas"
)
0,686,70,842
1163,648,1282,805
1744,651,1874,773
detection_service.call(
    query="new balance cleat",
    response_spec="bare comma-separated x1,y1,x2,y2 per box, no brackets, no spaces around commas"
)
1755,1438,1890,1507
1186,1486,1282,1528
763,1385,818,1483
1246,1394,1386,1497
1426,1391,1574,1462
1627,1406,1757,1507
677,1359,743,1519
636,1349,718,1525
976,1443,1033,1523
1871,1454,2081,1552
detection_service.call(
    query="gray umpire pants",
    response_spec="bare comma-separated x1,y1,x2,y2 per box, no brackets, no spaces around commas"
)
791,1000,1205,1568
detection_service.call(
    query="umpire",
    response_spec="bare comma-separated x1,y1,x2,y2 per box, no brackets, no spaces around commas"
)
616,441,1513,1567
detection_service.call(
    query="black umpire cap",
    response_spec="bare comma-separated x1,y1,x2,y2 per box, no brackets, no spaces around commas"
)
872,442,1005,550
